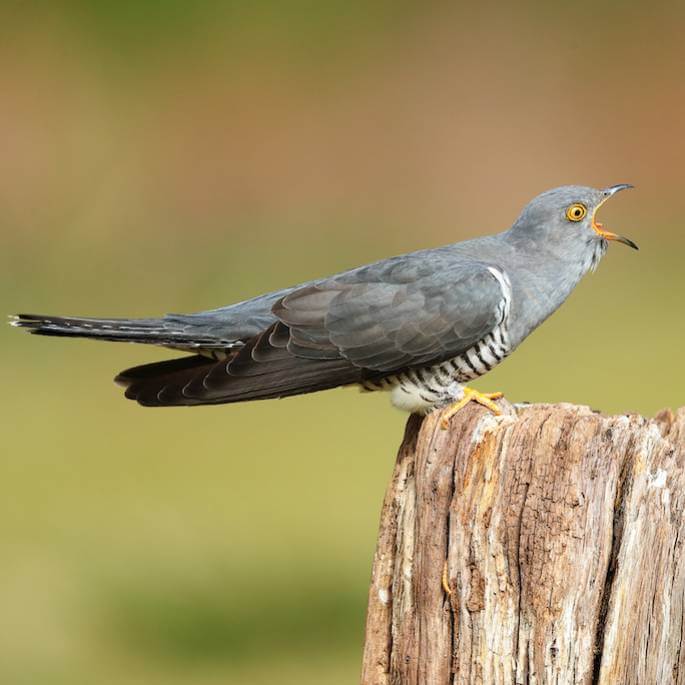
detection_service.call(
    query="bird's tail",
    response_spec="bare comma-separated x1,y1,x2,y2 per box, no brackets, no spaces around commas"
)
10,313,222,348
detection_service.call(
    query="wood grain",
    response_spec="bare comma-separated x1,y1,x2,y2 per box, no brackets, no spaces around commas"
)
361,402,685,685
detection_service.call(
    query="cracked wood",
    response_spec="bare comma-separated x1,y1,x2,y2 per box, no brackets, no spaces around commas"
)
361,402,685,685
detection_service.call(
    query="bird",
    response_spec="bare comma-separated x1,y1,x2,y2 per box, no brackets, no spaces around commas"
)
11,184,637,427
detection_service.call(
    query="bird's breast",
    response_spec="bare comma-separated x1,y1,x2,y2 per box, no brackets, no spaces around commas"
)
361,322,512,414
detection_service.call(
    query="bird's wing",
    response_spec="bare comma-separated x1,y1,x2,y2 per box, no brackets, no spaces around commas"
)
118,253,508,406
272,254,507,372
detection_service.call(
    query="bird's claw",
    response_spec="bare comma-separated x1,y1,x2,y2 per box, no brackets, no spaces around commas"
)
440,388,503,429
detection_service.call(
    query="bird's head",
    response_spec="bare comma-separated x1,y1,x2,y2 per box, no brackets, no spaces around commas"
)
508,185,638,264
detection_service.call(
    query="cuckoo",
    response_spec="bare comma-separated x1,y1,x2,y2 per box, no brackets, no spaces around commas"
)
12,184,638,426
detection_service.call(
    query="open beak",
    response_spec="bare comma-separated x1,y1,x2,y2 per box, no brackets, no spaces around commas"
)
592,184,639,250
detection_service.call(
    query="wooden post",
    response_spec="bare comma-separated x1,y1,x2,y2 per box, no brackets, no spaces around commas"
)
361,402,685,685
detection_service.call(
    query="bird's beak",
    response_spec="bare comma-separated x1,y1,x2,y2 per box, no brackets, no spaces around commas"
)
592,184,639,250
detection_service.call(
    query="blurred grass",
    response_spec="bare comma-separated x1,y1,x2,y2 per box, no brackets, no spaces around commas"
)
99,569,365,663
1,2,684,683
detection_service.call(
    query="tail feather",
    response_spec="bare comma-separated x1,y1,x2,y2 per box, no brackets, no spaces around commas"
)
114,355,215,385
116,353,360,407
115,323,363,407
13,315,364,407
11,313,231,348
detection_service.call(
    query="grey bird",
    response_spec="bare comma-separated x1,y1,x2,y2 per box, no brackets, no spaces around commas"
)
11,184,637,425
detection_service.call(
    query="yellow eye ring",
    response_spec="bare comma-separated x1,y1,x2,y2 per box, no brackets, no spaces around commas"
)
566,203,587,222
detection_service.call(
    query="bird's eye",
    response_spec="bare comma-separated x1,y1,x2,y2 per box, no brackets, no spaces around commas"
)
566,203,587,222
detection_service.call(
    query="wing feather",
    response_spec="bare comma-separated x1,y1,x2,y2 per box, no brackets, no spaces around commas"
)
117,252,509,406
272,255,506,372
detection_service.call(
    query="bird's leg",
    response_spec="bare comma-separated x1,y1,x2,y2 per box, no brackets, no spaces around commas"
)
440,387,503,429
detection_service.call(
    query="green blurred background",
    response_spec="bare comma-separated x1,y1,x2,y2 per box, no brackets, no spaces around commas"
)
1,2,684,683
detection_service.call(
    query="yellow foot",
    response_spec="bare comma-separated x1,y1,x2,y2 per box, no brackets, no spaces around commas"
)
440,387,503,429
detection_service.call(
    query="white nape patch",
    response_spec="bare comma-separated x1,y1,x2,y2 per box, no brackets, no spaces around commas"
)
378,588,390,605
648,468,668,489
487,266,512,311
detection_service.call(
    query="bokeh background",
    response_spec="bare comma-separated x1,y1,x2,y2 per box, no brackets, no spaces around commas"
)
1,2,684,683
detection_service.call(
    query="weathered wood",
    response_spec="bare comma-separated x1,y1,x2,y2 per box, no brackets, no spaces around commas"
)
361,402,685,685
